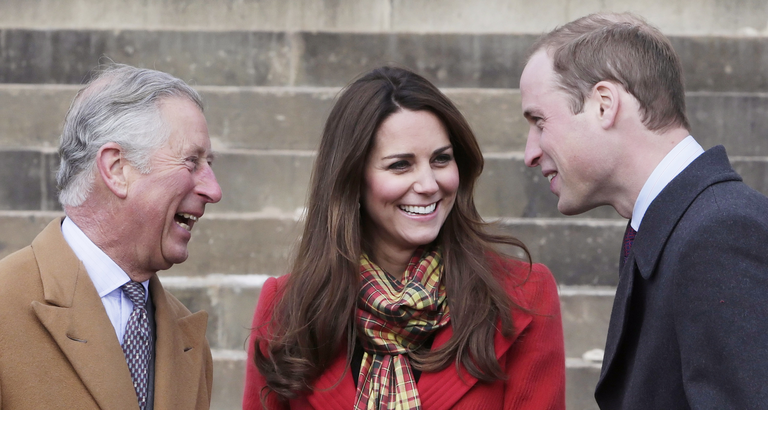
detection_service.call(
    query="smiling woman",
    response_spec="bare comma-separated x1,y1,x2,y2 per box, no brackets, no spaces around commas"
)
243,66,566,410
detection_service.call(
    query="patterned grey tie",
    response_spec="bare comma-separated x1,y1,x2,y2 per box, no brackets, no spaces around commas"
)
120,281,152,410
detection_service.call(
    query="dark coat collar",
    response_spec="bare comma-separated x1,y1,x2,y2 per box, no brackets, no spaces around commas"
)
598,145,741,392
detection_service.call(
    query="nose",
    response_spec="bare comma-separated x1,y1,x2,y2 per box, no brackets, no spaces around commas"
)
197,165,223,204
412,166,439,195
524,131,542,168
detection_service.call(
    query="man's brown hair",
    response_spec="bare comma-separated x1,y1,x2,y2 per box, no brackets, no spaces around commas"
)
529,12,690,132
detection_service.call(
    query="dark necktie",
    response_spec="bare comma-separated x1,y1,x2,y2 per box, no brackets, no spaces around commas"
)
120,281,152,410
622,224,637,264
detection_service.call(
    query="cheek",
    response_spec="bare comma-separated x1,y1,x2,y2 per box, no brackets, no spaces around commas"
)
439,166,460,196
364,173,408,208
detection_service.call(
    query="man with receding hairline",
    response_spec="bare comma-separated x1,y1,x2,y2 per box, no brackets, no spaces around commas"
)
520,12,768,409
0,64,222,409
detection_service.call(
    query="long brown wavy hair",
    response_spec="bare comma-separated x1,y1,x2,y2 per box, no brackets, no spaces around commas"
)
254,66,531,402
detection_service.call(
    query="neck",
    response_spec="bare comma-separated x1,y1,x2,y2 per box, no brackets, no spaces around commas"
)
367,242,417,280
66,200,152,282
612,127,690,219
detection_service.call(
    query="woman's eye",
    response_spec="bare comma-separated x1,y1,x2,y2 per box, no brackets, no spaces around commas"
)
433,153,453,164
387,160,409,170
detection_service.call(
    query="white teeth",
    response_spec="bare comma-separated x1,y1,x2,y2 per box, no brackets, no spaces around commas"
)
175,221,191,231
400,203,437,215
177,213,198,221
546,173,556,183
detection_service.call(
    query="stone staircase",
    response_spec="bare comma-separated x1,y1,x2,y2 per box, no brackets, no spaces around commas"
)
1,0,767,410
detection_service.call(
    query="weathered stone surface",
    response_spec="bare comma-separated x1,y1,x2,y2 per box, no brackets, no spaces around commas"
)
0,212,62,259
5,86,768,158
6,146,768,223
0,29,294,86
211,352,247,410
688,93,768,157
208,355,600,409
0,150,42,210
209,151,314,215
0,150,59,211
167,283,261,351
494,219,626,287
731,158,768,197
167,277,616,357
160,216,303,277
2,30,768,91
203,87,335,151
0,0,393,32
43,152,62,211
296,32,538,89
565,363,601,410
560,289,615,359
5,0,768,36
0,85,74,149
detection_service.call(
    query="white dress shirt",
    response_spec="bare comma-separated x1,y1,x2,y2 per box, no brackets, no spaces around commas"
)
61,217,149,344
631,135,705,231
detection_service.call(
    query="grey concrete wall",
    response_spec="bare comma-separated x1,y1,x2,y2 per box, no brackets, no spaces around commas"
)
3,0,768,36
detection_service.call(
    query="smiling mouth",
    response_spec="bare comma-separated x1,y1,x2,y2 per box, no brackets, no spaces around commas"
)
174,213,199,231
546,173,557,183
399,203,437,215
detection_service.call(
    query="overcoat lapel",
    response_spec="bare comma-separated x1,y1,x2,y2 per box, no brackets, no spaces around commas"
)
597,146,742,389
306,312,533,410
30,218,138,409
151,277,209,409
597,250,636,387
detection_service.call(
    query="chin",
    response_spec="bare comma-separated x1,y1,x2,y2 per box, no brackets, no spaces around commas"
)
557,199,593,216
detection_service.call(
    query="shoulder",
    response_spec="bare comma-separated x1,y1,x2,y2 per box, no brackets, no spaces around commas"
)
252,274,291,329
259,274,290,309
0,246,42,305
678,181,768,240
0,246,43,328
487,254,558,312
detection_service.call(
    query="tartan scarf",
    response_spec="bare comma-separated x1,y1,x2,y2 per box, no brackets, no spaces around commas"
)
354,247,451,410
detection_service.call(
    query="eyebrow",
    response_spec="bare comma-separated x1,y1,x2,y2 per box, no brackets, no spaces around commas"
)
381,145,453,160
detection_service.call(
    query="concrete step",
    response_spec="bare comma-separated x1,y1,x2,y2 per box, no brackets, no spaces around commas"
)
4,0,767,37
0,211,629,285
1,29,768,92
16,209,768,287
3,85,768,156
210,350,601,409
161,276,613,360
3,145,768,222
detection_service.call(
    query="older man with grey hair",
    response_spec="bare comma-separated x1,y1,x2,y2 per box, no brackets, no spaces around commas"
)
0,64,222,409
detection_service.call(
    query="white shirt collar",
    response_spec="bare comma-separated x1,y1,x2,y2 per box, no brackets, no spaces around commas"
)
631,135,704,231
61,217,149,299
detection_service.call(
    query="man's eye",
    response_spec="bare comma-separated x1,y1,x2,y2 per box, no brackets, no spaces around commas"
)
185,157,199,169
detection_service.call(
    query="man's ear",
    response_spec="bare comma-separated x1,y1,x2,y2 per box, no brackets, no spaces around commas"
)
593,81,621,129
96,142,129,199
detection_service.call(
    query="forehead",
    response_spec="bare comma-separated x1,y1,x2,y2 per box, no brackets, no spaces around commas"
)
372,109,449,152
159,97,212,155
520,50,564,112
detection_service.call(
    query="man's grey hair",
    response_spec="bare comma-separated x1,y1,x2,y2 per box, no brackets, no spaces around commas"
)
56,63,204,208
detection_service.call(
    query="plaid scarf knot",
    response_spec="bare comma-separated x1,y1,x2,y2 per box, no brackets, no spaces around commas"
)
354,247,450,410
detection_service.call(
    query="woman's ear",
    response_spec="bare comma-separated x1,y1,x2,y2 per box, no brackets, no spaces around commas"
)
592,81,621,129
95,142,129,199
